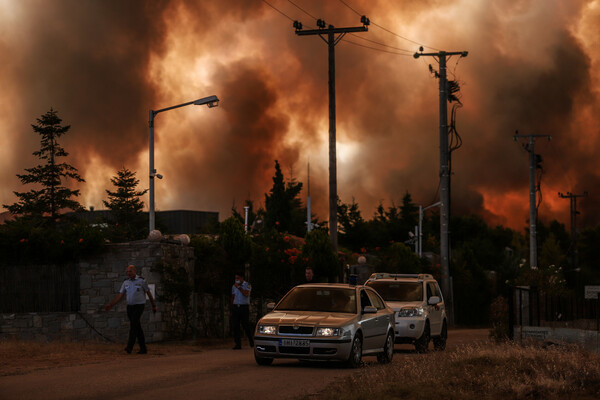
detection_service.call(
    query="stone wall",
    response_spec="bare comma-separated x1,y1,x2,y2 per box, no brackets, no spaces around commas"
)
0,240,194,343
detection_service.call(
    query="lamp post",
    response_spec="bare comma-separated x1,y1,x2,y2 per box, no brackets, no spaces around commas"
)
419,201,441,258
148,95,219,233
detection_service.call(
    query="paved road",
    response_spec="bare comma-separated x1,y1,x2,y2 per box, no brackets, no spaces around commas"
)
0,329,488,400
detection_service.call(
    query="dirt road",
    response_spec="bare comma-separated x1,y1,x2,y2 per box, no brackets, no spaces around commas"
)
0,329,488,400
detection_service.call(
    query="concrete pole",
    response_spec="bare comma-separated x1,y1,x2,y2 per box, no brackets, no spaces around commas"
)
149,110,156,233
438,52,451,304
328,27,338,254
528,135,537,269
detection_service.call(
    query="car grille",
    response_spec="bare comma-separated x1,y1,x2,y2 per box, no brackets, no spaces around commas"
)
278,326,313,335
313,348,337,355
279,346,310,355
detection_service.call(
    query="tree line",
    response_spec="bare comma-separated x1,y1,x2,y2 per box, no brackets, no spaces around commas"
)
3,109,599,327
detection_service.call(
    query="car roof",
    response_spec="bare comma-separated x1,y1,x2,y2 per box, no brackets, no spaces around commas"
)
295,283,360,289
366,273,437,283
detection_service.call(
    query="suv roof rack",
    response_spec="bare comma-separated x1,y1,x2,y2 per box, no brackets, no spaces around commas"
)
367,273,434,281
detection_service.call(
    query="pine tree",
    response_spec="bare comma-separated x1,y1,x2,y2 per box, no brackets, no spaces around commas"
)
4,109,84,219
264,160,303,234
103,168,148,241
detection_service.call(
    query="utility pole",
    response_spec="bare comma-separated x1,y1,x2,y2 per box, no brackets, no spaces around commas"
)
558,191,588,267
513,132,551,269
294,16,370,254
307,162,313,233
414,49,468,314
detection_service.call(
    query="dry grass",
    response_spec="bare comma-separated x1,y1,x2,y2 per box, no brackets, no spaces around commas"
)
312,341,600,400
0,337,229,376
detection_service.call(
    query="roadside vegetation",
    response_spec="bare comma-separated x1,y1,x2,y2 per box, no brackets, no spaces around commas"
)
312,341,600,400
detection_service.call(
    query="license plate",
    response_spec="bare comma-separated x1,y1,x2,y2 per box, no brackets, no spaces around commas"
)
280,339,310,347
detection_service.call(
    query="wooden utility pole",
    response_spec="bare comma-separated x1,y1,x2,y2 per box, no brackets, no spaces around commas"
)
414,49,468,319
294,17,369,254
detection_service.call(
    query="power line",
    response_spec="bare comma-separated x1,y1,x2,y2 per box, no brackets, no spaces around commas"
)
338,0,441,51
262,0,295,22
342,38,412,56
347,33,413,54
287,0,317,21
263,1,412,56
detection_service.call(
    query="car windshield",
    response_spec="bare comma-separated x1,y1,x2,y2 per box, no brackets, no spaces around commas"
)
275,287,357,313
367,281,423,302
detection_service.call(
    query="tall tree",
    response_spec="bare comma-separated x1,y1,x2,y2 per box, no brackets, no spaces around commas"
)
103,168,148,241
264,160,304,235
400,191,418,232
4,109,84,219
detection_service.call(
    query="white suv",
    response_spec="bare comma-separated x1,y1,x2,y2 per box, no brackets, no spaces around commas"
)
365,273,447,352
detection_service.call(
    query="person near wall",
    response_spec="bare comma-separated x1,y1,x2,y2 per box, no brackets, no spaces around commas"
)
105,264,157,354
231,272,254,350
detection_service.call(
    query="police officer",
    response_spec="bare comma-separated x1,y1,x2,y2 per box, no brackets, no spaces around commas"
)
105,265,157,354
231,272,254,350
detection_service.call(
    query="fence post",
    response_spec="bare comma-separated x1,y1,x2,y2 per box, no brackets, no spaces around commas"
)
508,286,514,340
596,292,600,331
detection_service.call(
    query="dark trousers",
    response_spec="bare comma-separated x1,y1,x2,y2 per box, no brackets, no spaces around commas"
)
126,304,146,351
232,304,253,346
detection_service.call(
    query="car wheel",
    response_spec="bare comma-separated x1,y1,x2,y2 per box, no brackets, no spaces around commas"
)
255,355,274,366
433,321,447,351
415,321,430,353
377,331,394,364
346,334,363,368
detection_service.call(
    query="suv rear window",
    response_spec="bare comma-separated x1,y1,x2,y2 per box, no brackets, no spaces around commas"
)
366,281,423,302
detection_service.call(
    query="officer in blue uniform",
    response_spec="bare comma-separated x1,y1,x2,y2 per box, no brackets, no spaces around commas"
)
231,272,254,350
105,265,157,354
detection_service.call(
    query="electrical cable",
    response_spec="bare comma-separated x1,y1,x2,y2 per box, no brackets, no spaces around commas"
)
264,0,415,56
347,33,413,54
262,0,295,22
342,39,412,56
338,0,441,51
287,0,318,21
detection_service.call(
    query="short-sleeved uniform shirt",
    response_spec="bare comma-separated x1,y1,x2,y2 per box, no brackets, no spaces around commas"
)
119,275,149,305
231,281,251,305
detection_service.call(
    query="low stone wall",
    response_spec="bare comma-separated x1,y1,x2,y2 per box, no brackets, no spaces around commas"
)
514,326,600,353
0,240,194,343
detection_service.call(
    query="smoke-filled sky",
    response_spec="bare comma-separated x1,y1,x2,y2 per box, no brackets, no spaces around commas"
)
1,0,599,231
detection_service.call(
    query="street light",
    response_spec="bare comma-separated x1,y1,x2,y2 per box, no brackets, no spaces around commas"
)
148,95,219,234
419,201,441,258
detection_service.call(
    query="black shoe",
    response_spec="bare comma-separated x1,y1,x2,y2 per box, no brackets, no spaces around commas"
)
249,341,255,347
137,349,148,354
124,347,132,354
233,345,242,350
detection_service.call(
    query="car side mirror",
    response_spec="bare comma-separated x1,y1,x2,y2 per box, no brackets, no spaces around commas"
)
266,302,276,312
363,306,377,314
428,296,441,305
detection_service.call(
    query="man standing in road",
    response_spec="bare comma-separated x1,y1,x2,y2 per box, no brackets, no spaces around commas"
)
231,272,254,350
105,265,157,354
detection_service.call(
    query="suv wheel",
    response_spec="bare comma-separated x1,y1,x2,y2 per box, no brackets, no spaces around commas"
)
415,321,430,353
377,331,394,364
433,321,447,351
255,355,274,366
346,334,363,368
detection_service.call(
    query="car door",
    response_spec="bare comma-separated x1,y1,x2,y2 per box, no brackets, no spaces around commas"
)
358,289,380,350
427,282,442,335
366,288,391,349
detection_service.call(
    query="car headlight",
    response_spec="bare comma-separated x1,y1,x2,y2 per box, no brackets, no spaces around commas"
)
258,325,277,335
316,327,341,337
398,307,424,317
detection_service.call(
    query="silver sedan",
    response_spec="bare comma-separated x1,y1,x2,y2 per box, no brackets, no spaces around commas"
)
253,283,395,367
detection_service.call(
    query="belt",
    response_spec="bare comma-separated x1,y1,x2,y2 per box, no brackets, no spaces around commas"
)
233,304,249,307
